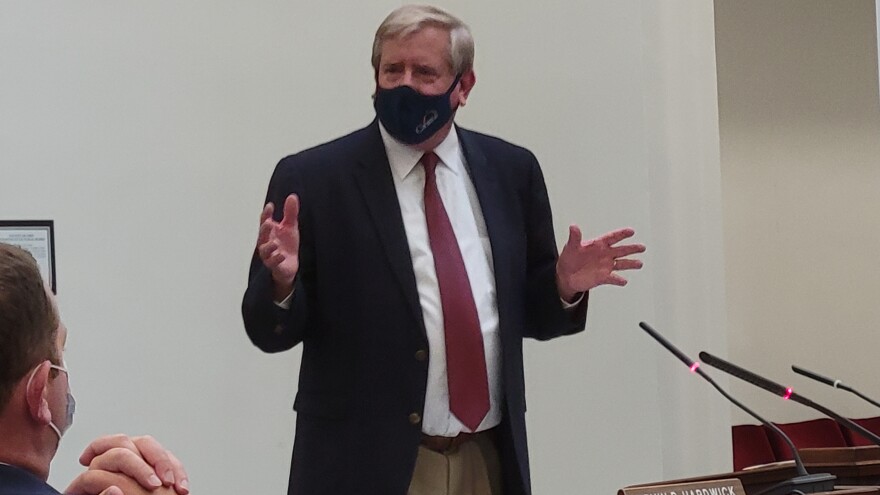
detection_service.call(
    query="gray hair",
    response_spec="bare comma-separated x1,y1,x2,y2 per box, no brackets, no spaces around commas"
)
371,4,475,75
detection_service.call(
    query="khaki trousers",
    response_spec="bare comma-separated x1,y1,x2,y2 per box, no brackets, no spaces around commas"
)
407,432,503,495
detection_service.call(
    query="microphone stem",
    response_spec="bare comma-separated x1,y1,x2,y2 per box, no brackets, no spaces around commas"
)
851,389,880,410
792,395,880,447
696,369,809,476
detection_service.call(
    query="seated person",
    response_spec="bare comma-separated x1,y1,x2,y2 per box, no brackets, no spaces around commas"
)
0,243,189,495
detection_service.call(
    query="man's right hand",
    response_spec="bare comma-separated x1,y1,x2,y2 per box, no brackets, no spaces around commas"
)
257,194,301,301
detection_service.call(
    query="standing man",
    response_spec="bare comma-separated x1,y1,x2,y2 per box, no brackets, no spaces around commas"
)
242,5,644,495
0,243,189,495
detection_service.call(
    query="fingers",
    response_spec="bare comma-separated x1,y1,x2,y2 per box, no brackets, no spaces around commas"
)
257,224,277,260
566,224,583,248
258,238,282,265
80,434,140,467
131,436,176,486
263,250,285,269
280,194,300,228
165,451,189,494
132,436,189,494
612,259,643,271
258,194,299,267
605,273,629,287
67,470,178,495
257,203,275,246
259,202,274,225
65,470,133,495
88,448,163,491
600,227,636,246
573,226,640,250
611,243,646,258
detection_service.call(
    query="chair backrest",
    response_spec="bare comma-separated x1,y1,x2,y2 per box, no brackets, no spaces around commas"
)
767,418,847,460
842,416,880,447
732,423,777,471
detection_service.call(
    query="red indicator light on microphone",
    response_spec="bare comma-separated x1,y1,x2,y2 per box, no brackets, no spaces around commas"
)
690,362,700,373
783,387,793,400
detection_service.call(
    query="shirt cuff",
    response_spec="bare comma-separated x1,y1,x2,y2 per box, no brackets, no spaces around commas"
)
560,292,585,310
274,290,294,310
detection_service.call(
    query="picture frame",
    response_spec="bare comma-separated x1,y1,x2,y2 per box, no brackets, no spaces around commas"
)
0,220,56,293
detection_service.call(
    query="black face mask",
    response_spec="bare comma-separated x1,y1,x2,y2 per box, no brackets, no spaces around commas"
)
374,75,462,145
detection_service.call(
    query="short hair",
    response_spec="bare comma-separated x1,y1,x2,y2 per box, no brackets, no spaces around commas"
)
371,4,475,75
0,243,59,413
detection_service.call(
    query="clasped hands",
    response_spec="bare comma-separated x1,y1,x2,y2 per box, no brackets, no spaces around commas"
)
65,435,188,495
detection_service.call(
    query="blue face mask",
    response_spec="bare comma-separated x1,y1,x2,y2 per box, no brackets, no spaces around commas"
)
374,75,462,145
27,363,76,441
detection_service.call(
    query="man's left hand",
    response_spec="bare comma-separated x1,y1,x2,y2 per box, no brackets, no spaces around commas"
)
556,225,645,302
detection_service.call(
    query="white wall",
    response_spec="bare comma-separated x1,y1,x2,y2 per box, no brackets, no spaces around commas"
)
1,1,727,493
716,0,880,424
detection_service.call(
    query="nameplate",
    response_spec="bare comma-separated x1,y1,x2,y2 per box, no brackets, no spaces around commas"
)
619,478,745,495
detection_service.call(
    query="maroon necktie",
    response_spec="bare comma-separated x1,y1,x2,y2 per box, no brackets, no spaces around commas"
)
421,152,490,431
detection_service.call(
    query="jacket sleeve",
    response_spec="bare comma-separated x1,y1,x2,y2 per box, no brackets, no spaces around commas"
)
241,157,314,353
521,151,589,341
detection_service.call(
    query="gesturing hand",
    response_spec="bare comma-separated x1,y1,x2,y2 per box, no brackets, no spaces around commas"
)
257,194,300,300
555,225,645,301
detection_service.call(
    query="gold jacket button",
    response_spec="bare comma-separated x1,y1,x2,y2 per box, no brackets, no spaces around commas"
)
408,412,422,425
414,350,427,362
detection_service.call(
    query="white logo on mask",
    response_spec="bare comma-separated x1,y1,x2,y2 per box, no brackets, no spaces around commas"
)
415,110,439,135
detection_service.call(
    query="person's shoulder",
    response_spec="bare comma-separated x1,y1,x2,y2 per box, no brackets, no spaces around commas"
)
277,123,378,171
457,127,538,163
0,464,61,495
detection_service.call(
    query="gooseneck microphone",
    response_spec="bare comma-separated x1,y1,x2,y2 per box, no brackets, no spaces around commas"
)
792,364,880,410
700,351,880,448
638,322,835,495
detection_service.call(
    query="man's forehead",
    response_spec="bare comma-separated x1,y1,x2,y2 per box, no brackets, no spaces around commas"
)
380,30,453,70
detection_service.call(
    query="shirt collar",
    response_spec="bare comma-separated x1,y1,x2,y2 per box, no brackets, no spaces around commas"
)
378,121,463,181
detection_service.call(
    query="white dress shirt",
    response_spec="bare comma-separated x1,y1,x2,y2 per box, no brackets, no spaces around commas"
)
379,123,502,436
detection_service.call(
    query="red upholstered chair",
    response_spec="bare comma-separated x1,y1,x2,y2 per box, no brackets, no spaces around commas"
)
766,418,848,460
842,416,880,446
732,424,777,471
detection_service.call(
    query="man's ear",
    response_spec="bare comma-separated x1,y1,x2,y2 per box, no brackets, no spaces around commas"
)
456,70,476,108
25,361,53,425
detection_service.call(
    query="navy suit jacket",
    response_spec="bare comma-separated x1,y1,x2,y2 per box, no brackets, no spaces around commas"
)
0,465,60,495
242,121,588,495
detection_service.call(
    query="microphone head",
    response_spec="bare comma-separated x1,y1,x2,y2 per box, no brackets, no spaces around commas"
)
700,351,791,398
639,321,696,368
791,365,838,388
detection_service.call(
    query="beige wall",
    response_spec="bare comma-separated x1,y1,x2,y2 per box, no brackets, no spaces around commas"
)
716,0,880,424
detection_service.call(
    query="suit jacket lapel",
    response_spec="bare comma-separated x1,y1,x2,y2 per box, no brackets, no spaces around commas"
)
457,128,514,321
352,122,427,340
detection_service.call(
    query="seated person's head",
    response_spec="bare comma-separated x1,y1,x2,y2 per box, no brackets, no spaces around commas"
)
0,242,187,495
0,242,72,480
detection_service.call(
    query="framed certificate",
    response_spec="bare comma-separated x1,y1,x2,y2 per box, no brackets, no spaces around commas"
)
0,220,56,293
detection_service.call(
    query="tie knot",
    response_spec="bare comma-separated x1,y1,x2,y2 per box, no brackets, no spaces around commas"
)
421,152,440,176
